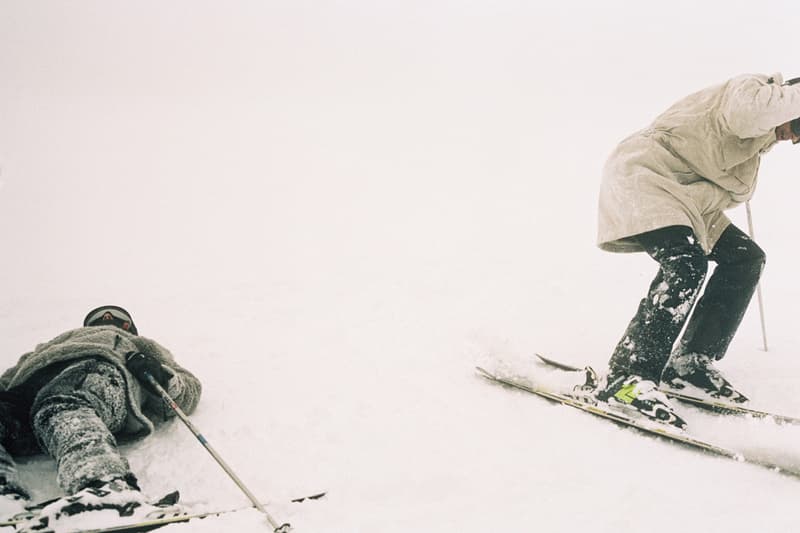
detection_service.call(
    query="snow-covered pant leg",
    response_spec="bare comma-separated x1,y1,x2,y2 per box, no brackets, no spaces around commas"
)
608,226,708,382
31,359,134,494
0,393,26,495
0,444,20,496
676,224,765,361
0,442,17,488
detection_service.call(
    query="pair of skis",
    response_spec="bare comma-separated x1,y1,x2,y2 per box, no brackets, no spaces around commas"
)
477,354,800,479
0,492,326,533
534,353,800,425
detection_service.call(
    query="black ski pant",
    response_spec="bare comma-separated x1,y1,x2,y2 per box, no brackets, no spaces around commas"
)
607,224,765,383
0,359,133,496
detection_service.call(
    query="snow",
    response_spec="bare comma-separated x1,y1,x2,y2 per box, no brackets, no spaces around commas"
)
2,1,800,532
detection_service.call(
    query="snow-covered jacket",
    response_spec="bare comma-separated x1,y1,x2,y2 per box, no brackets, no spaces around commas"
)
0,326,202,440
598,73,800,253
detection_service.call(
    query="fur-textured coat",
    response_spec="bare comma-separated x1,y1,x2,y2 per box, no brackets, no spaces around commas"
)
598,73,800,253
0,326,202,440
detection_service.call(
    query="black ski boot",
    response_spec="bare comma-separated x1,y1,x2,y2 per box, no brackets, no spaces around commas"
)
661,352,748,403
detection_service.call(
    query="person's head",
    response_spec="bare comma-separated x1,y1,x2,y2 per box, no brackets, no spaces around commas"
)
775,119,800,144
83,305,138,335
779,77,800,144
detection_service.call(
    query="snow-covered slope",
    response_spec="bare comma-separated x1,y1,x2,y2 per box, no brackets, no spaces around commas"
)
2,2,800,532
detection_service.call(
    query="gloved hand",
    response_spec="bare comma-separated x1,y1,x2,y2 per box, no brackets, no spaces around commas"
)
125,351,174,392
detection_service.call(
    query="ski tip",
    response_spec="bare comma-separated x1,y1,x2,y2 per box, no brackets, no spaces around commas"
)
534,353,563,367
475,366,495,379
534,353,582,372
290,491,327,503
155,490,180,507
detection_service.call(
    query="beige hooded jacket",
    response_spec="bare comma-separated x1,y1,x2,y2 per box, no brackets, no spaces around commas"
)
598,73,800,254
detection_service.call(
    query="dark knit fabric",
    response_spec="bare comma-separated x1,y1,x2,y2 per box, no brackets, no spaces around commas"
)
608,224,764,383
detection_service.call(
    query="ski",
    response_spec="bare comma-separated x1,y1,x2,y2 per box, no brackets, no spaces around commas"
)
1,492,326,531
83,492,326,533
476,366,800,478
534,353,800,425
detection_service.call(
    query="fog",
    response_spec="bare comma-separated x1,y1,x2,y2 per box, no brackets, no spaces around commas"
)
2,3,800,530
4,2,798,302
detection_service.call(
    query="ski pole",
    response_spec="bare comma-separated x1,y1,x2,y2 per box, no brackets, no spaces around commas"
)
745,201,768,352
144,373,291,533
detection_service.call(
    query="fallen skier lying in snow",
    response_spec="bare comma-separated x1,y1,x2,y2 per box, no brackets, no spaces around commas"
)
0,305,202,529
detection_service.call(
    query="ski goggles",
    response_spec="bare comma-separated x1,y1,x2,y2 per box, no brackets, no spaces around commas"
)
83,305,138,335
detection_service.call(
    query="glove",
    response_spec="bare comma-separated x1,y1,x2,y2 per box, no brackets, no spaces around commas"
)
125,351,174,392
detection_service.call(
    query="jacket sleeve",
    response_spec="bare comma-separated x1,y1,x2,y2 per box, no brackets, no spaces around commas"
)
720,74,800,138
132,337,202,417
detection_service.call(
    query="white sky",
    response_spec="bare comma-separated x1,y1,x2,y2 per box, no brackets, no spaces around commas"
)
1,0,799,319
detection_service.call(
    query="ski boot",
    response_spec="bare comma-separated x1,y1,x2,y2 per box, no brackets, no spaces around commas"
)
661,352,748,404
599,374,687,429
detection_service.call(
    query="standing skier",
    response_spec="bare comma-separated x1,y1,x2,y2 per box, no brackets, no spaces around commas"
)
0,305,202,523
596,73,800,426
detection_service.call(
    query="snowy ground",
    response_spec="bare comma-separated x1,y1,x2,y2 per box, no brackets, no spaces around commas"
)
3,1,800,532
